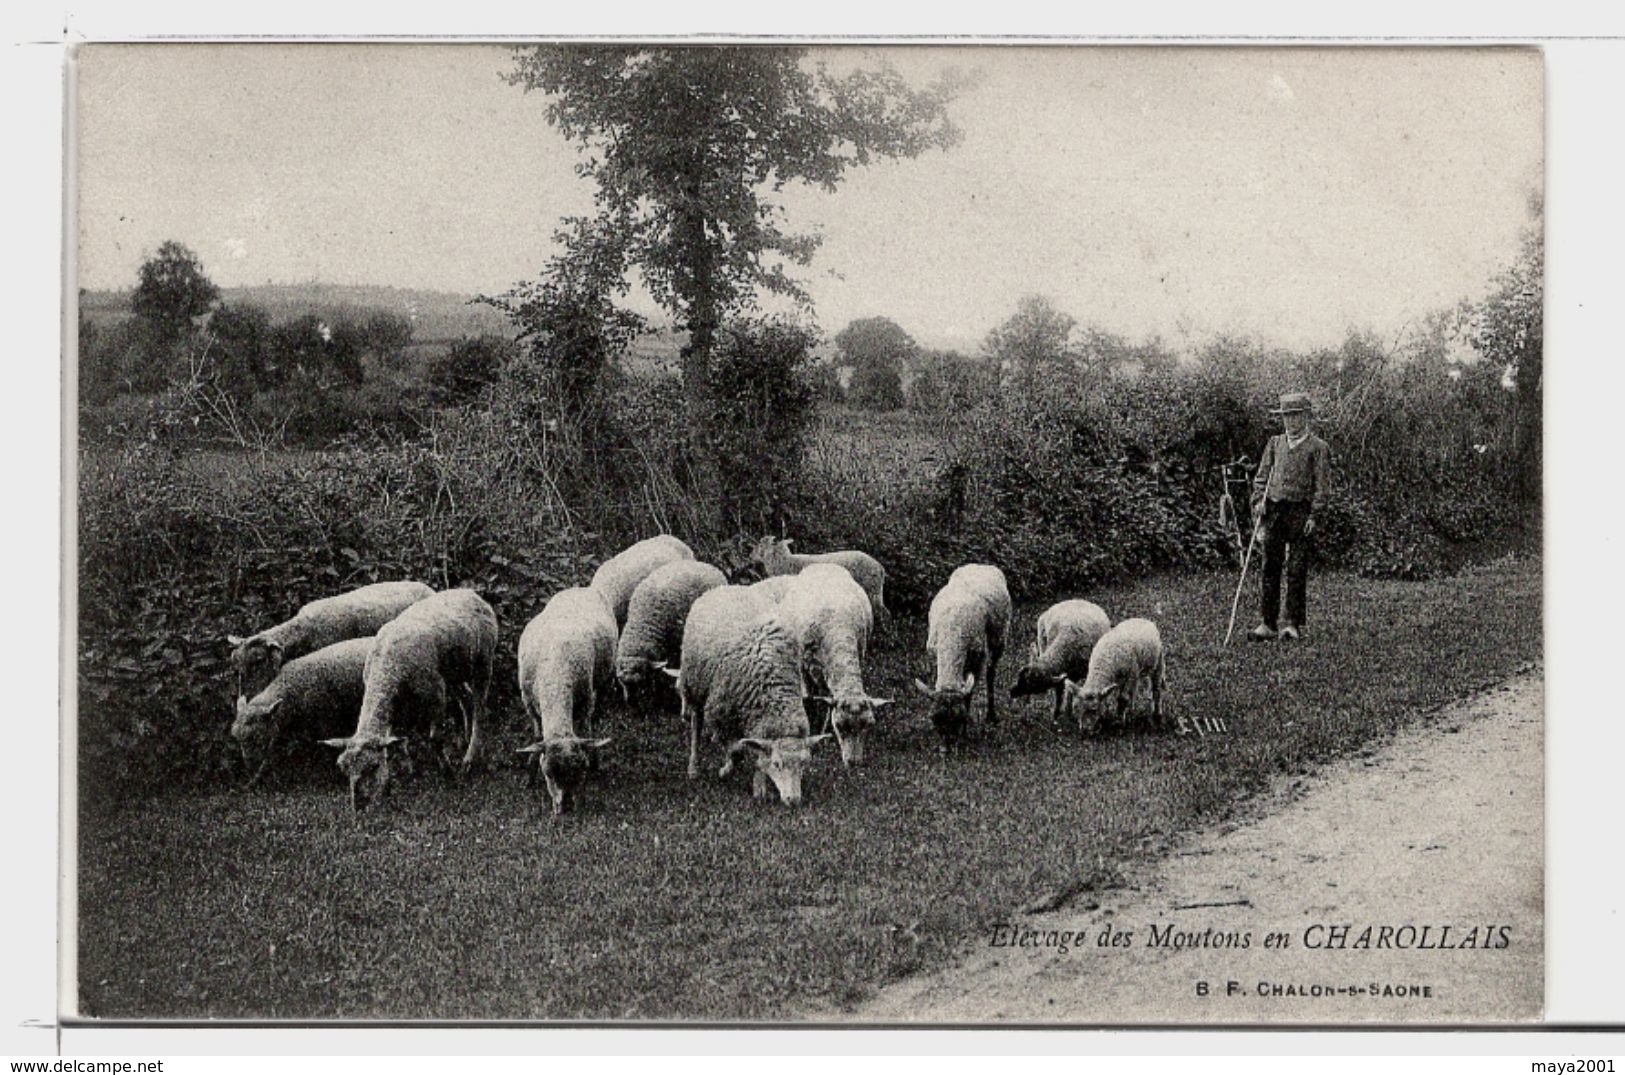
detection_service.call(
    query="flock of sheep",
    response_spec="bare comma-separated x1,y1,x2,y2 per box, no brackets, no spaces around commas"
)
227,534,1177,814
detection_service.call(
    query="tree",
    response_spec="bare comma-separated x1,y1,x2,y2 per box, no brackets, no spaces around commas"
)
503,46,965,432
1469,190,1542,506
907,348,995,411
982,294,1077,392
131,241,220,342
835,316,916,410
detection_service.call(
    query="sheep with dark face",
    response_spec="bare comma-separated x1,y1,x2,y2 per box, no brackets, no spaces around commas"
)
588,535,695,629
515,587,617,816
231,637,373,785
1010,600,1112,725
614,560,727,704
667,586,829,806
228,580,434,704
1063,617,1179,736
749,536,889,624
778,563,890,767
912,564,1011,751
321,589,497,812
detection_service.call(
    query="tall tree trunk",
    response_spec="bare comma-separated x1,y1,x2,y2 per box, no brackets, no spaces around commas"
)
676,202,724,533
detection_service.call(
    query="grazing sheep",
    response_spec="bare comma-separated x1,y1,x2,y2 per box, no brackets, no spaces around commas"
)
667,586,830,805
1010,600,1113,724
1063,617,1178,736
912,564,1012,750
231,637,373,786
228,580,434,703
614,560,728,701
750,536,889,623
515,587,617,816
589,535,696,628
778,563,890,767
745,574,798,604
321,589,498,812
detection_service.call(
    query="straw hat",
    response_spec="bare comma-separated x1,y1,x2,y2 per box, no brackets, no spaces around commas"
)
1268,391,1314,416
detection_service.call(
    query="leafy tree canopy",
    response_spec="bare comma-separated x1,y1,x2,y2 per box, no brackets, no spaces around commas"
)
131,240,220,339
503,46,968,388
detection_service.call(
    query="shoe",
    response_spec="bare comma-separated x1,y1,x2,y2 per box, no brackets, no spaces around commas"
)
1279,625,1300,641
1249,624,1277,641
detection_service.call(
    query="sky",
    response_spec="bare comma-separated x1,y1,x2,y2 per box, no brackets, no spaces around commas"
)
73,44,1542,353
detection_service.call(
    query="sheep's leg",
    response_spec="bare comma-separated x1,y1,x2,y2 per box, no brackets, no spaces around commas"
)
686,696,702,781
985,648,1001,726
1051,683,1064,724
461,657,492,775
1117,674,1134,728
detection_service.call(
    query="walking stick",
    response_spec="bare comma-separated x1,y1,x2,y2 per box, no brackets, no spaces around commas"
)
1224,521,1260,646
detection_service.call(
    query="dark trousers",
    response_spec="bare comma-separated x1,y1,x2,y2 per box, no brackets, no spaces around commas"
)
1259,498,1312,629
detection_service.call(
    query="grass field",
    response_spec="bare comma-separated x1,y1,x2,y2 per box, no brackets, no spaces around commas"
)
77,556,1540,1021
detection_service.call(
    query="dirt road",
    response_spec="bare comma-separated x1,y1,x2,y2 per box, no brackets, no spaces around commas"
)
840,671,1543,1025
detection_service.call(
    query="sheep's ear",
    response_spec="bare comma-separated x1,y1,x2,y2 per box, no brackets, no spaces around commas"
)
868,697,894,709
515,742,547,755
912,678,935,697
661,665,682,681
319,737,352,750
382,735,405,748
807,694,833,704
782,539,794,549
227,634,247,647
650,660,667,671
263,698,284,715
737,737,773,755
963,673,977,694
235,696,250,719
266,640,284,657
1099,683,1119,698
587,737,612,750
807,733,833,748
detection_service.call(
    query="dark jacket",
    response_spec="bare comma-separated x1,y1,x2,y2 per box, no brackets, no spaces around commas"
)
1252,432,1331,514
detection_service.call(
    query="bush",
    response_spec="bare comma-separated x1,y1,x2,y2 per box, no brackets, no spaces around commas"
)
427,335,516,405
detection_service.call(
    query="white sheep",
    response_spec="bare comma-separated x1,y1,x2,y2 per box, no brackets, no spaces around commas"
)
1010,600,1113,724
614,560,728,699
750,536,889,624
515,587,617,816
228,580,434,704
231,637,373,786
321,588,498,811
1062,617,1179,736
745,575,798,604
589,535,695,628
667,585,830,805
912,564,1012,749
777,563,890,767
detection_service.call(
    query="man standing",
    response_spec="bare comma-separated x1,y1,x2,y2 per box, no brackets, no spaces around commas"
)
1250,392,1331,642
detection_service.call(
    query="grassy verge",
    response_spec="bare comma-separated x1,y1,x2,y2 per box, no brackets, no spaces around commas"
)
77,556,1540,1020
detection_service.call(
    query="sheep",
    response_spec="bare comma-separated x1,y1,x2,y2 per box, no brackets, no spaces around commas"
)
321,588,498,811
589,535,696,628
777,563,890,767
1010,600,1113,724
514,587,617,816
749,536,889,624
912,564,1012,750
666,585,830,805
227,580,434,704
745,575,798,603
1062,617,1180,736
614,560,728,702
230,637,374,786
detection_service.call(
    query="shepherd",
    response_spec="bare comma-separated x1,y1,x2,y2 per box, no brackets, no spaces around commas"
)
1249,391,1332,642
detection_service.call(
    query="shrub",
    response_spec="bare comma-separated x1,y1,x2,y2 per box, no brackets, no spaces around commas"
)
427,335,517,406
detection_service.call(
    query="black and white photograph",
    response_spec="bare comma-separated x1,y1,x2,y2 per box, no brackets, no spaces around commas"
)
63,40,1555,1029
